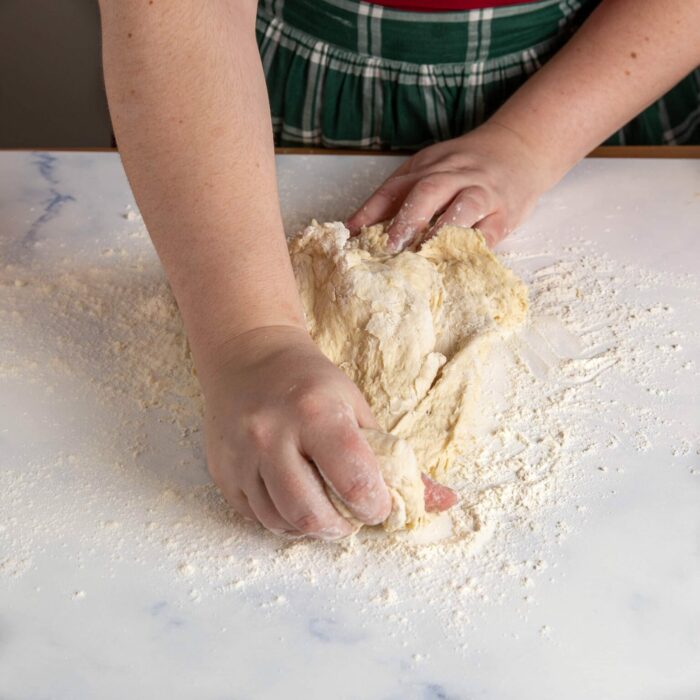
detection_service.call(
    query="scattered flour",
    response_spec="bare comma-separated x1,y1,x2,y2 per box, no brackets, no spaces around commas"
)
1,217,698,648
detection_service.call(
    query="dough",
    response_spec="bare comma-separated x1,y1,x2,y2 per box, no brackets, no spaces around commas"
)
289,221,528,530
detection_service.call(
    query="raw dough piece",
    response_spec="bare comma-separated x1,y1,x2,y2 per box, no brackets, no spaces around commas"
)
327,429,425,532
289,221,528,530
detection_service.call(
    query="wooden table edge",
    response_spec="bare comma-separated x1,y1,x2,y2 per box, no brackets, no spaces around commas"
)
0,145,698,158
275,145,700,158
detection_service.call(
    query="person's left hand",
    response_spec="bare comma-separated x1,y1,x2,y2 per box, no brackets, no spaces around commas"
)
347,120,552,251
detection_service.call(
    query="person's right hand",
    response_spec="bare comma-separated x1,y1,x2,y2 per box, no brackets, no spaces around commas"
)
200,325,394,539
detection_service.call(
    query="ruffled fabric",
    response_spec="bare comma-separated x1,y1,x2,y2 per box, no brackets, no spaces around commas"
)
256,0,699,148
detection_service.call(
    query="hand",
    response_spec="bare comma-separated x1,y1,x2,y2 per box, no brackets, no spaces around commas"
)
200,325,388,539
200,325,457,538
347,120,551,251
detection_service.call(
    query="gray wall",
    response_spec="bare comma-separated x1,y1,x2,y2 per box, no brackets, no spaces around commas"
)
0,0,113,148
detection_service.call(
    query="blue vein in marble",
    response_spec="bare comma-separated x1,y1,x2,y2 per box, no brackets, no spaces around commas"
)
384,681,464,700
9,152,76,262
32,152,60,185
421,682,462,700
308,617,366,644
150,600,168,615
25,189,76,243
149,600,185,629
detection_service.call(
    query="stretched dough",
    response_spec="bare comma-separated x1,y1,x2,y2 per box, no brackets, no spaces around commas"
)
289,221,528,530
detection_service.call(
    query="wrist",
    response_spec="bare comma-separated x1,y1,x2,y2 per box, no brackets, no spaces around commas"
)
192,321,311,394
171,260,307,385
479,114,575,191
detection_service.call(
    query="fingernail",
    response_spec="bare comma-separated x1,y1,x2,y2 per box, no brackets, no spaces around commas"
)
365,511,389,526
317,526,353,541
386,236,404,253
391,228,415,252
364,498,392,526
340,494,387,525
269,528,307,540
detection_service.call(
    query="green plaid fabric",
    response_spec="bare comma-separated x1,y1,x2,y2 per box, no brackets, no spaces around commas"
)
256,0,700,148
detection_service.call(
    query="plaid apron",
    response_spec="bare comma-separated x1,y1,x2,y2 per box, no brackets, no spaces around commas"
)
256,0,700,148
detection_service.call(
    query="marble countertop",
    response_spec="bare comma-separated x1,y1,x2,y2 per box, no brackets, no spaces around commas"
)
1,151,699,699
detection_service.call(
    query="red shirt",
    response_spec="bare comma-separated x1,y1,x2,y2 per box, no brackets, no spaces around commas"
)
370,1,534,9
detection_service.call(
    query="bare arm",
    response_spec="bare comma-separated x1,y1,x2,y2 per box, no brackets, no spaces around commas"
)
492,0,700,185
98,0,303,378
350,0,700,247
99,0,435,536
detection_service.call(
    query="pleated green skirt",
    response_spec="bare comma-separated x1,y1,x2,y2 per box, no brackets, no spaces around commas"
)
256,0,700,148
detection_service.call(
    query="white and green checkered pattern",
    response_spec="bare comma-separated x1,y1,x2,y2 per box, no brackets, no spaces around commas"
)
256,0,700,148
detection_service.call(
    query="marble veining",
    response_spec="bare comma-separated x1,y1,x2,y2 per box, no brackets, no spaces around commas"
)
8,152,76,262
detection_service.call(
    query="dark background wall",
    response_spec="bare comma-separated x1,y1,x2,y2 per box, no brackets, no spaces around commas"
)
0,0,113,148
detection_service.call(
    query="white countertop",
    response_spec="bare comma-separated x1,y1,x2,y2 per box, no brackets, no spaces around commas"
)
1,151,699,699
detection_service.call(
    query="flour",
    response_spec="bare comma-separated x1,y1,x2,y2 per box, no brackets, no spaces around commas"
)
1,215,698,649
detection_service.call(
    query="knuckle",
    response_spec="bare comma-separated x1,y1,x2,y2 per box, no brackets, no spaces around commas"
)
462,184,489,206
411,146,441,170
245,413,274,450
412,178,442,198
474,178,497,200
293,512,323,534
338,475,372,505
294,390,326,420
373,183,399,204
338,429,364,455
441,154,466,171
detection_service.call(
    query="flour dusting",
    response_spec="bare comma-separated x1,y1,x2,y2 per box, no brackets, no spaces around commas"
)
1,218,698,648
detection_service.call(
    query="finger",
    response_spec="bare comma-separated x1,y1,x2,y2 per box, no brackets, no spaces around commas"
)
244,473,297,534
431,186,492,237
207,452,258,522
474,211,508,247
218,481,258,523
300,403,391,525
422,474,459,512
389,157,414,179
260,448,355,540
346,174,418,234
346,156,417,233
386,174,464,252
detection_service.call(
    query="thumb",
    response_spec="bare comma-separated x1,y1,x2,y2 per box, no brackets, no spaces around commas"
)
348,388,381,431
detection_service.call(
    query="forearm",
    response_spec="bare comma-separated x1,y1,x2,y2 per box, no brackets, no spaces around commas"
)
489,0,700,184
99,0,304,377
